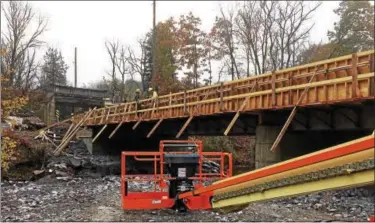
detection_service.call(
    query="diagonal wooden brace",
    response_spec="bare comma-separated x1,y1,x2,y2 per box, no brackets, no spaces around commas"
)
92,124,107,143
224,83,257,136
224,95,251,136
175,92,212,138
109,104,130,139
176,116,193,138
270,68,319,152
133,119,142,130
147,119,163,138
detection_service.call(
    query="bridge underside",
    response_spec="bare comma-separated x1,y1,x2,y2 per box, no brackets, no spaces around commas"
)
88,100,374,169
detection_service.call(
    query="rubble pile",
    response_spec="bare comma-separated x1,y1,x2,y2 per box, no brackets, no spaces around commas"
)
276,187,375,220
4,115,46,131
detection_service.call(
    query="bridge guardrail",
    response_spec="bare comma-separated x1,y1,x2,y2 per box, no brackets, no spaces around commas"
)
71,50,374,126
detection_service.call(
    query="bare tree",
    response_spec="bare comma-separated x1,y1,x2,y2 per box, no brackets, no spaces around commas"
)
115,45,130,101
273,1,321,69
125,36,148,91
210,4,241,80
104,39,120,99
235,1,321,75
1,1,48,89
23,49,40,90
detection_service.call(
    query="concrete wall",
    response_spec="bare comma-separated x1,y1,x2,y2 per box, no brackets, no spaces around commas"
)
254,124,372,169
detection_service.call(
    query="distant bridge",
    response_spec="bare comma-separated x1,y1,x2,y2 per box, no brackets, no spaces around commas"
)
43,85,107,124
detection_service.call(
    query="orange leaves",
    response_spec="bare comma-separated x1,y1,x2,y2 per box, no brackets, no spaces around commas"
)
1,50,29,119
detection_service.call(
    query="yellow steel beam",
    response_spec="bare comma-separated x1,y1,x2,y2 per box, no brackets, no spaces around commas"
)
215,134,374,184
214,148,373,195
212,170,374,209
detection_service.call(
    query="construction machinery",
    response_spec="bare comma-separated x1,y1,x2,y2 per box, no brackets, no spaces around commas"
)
121,133,374,219
121,140,232,211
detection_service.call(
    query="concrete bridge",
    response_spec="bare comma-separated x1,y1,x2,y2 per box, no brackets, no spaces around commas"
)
74,50,375,168
43,85,107,125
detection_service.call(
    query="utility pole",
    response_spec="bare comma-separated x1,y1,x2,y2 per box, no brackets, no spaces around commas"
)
152,0,156,86
74,47,77,88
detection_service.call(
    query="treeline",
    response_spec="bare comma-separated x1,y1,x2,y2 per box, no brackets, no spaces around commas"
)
1,1,373,101
98,1,374,101
1,1,69,92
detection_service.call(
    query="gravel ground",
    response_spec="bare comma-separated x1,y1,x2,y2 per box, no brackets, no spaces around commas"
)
1,175,373,222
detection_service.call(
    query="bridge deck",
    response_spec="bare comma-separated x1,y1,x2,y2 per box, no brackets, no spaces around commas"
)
74,50,374,130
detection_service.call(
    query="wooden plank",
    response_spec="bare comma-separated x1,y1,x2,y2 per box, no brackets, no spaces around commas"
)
270,69,319,152
133,119,142,130
175,91,211,138
176,116,193,138
169,92,172,116
224,83,257,136
108,104,129,139
147,119,163,138
92,124,107,143
183,90,187,114
220,82,224,111
39,117,71,132
109,122,123,139
62,123,74,142
352,53,358,97
224,94,251,136
54,107,96,155
370,54,375,96
271,71,276,107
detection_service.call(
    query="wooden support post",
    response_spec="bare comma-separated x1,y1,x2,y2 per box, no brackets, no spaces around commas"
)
370,54,375,96
270,69,319,152
271,71,276,107
112,106,118,122
92,124,107,143
147,119,163,138
108,104,129,139
352,53,358,98
169,92,172,117
224,95,251,136
220,82,224,111
105,108,111,122
183,90,187,114
176,116,193,138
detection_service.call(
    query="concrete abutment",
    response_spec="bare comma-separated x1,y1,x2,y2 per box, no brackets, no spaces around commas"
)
254,124,372,169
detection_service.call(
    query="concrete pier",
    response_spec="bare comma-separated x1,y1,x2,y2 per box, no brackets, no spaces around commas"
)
255,125,281,169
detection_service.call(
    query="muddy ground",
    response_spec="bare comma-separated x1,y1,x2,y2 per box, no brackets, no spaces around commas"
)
1,173,374,222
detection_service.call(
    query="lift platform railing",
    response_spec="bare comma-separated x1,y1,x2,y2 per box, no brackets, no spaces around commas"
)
121,140,232,210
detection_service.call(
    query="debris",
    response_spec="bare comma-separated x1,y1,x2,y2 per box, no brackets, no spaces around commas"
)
68,158,82,168
33,170,45,176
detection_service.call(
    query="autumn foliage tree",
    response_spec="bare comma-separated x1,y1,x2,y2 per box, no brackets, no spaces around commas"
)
150,18,181,94
176,12,208,88
327,0,374,57
1,49,29,174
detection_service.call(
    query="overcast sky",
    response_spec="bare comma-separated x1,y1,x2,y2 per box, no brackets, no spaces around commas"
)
1,1,342,87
